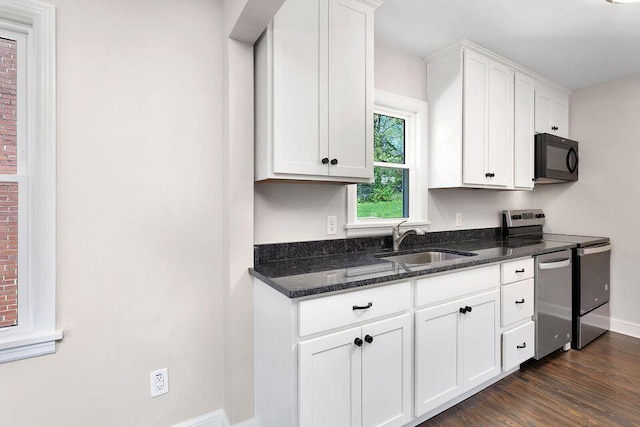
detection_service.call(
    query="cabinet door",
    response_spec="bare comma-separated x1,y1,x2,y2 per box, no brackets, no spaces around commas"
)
552,95,569,138
462,290,501,390
299,327,362,427
462,50,489,185
272,0,328,176
414,300,464,417
327,0,373,179
535,89,569,138
486,61,513,186
514,73,535,189
361,314,411,427
534,89,553,135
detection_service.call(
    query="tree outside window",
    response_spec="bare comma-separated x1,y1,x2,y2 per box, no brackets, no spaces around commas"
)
357,113,409,219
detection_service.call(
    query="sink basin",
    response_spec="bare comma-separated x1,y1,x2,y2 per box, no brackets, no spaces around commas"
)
380,250,476,265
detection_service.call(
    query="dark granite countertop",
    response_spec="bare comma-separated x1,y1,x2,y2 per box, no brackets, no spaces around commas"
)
249,238,576,298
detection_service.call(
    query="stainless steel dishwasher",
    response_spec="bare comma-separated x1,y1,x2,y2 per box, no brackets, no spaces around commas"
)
534,249,573,359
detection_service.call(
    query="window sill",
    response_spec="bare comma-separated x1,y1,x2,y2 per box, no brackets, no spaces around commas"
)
0,330,63,364
345,220,431,238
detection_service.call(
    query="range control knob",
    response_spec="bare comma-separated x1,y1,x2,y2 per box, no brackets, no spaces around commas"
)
535,213,546,218
511,214,523,220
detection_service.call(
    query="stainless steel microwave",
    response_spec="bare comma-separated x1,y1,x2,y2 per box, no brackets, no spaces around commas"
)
534,133,579,184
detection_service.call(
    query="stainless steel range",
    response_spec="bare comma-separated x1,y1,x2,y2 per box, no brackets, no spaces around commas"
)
502,209,612,357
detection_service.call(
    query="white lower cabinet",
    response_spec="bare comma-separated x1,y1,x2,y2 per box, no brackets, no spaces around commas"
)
255,259,538,427
299,327,362,427
415,289,501,416
502,321,535,371
361,315,412,427
299,314,412,427
500,260,536,372
501,278,534,327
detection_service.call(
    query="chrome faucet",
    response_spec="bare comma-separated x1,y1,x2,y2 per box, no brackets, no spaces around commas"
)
392,220,426,252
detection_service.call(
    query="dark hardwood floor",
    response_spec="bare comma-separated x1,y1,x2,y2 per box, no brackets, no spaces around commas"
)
421,332,640,427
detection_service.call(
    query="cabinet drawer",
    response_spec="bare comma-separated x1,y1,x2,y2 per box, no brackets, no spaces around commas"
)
298,282,411,337
501,278,534,327
501,258,534,284
415,265,500,308
502,321,535,371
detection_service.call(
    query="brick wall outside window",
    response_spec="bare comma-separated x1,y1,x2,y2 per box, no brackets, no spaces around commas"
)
0,37,17,328
0,182,17,328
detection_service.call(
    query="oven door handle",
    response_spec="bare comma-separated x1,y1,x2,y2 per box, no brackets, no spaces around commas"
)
538,258,571,270
577,244,612,256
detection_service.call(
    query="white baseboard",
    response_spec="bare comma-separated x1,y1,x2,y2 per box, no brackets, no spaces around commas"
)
173,409,254,427
611,318,640,339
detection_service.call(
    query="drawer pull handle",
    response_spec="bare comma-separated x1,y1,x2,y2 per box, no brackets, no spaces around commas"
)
364,335,373,344
515,269,525,273
354,337,363,347
515,299,525,304
517,342,527,349
353,302,373,311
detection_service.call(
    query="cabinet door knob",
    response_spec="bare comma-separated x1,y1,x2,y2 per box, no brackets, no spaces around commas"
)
459,307,467,314
364,335,373,344
517,342,527,349
465,305,472,312
330,159,338,165
485,172,492,178
354,337,363,347
515,299,525,304
321,157,329,164
515,269,525,273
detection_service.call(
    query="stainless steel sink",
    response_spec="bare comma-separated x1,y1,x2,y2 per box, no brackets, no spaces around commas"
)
380,250,476,265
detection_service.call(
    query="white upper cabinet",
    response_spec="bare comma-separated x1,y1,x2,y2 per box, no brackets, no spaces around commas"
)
462,52,512,187
255,0,380,183
534,85,569,138
427,40,570,190
514,72,535,189
429,45,513,189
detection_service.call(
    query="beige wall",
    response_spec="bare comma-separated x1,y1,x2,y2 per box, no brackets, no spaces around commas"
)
221,36,256,423
374,40,428,102
0,0,225,425
254,42,534,244
534,73,640,329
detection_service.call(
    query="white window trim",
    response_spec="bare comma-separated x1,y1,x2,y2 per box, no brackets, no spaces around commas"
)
0,0,60,363
346,89,429,237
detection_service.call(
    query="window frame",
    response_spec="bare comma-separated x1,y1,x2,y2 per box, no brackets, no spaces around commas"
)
346,90,429,237
0,0,59,363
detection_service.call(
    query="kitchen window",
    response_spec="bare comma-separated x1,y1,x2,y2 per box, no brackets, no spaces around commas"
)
0,1,59,364
346,90,429,237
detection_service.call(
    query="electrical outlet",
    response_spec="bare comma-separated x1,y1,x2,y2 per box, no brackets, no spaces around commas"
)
327,216,337,235
150,368,169,397
455,213,463,227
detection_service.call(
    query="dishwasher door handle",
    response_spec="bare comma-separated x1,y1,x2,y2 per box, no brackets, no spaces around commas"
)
538,258,571,270
577,244,612,256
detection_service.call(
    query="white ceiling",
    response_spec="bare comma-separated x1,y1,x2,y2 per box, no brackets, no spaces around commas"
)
375,0,640,90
